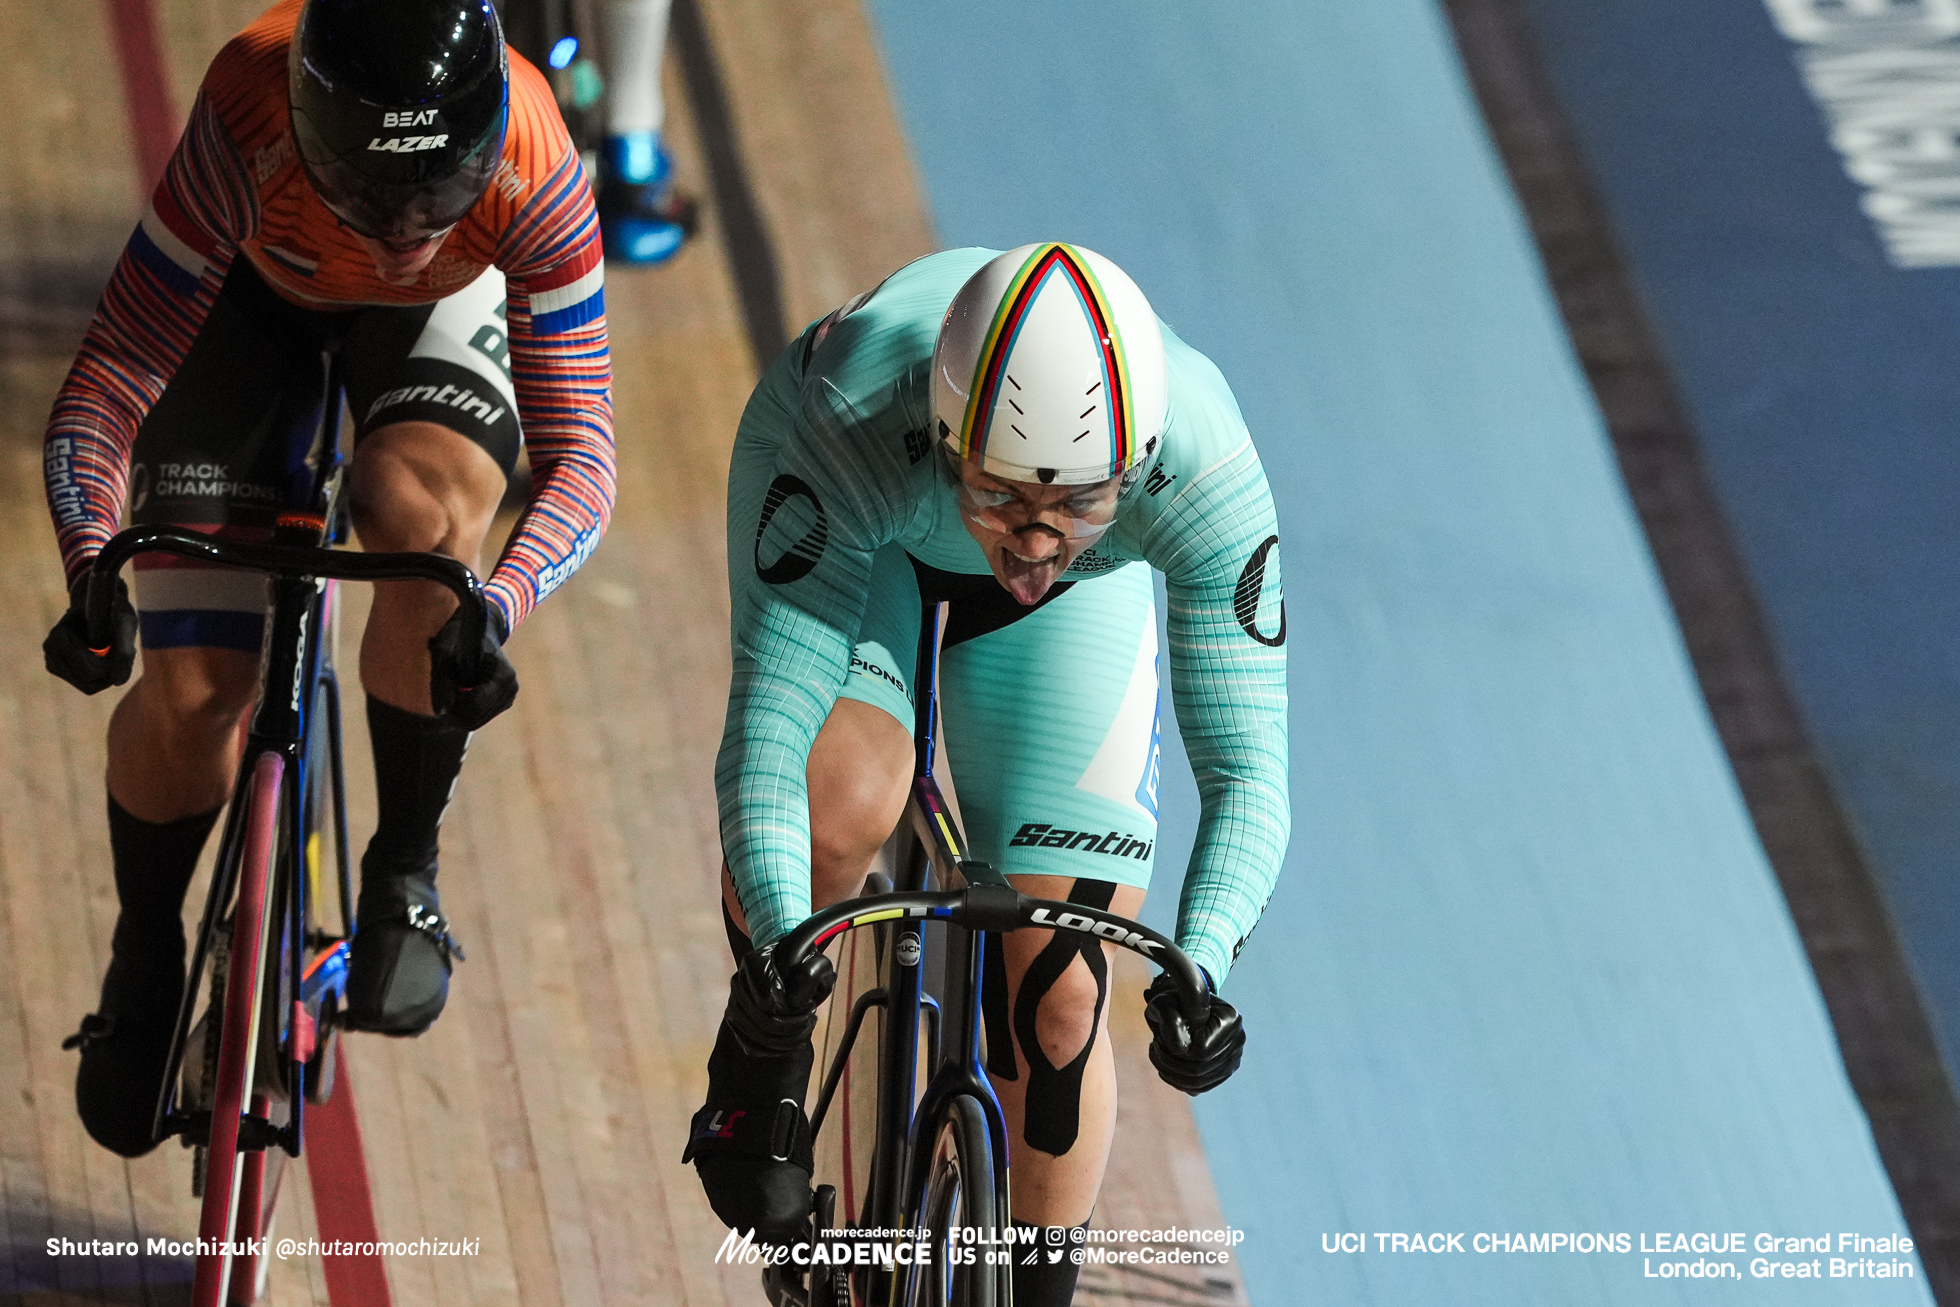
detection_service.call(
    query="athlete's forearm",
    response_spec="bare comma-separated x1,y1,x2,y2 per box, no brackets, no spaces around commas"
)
46,95,248,583
1153,443,1291,985
714,657,845,946
480,360,614,629
494,158,614,627
1176,719,1291,985
46,319,169,583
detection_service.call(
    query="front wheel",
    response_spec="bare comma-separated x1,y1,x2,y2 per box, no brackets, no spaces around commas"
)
191,752,285,1307
903,1094,1007,1307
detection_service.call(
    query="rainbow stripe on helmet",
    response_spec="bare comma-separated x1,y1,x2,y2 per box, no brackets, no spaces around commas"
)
958,244,1136,476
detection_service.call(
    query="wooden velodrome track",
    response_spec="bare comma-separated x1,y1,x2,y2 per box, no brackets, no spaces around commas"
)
0,1,1246,1304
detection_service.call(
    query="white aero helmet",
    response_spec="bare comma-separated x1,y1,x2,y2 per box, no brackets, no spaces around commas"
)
933,243,1168,486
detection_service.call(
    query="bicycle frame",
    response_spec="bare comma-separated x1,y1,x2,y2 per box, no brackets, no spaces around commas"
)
92,520,492,1157
781,603,1211,1306
84,366,493,1162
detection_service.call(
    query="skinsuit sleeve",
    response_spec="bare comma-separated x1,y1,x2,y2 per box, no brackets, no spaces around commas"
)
1138,338,1291,987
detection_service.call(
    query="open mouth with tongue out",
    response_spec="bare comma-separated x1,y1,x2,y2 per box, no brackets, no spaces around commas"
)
997,541,1066,606
945,455,1113,604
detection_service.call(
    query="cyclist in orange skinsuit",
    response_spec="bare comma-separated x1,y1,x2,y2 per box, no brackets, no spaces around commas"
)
44,0,613,1157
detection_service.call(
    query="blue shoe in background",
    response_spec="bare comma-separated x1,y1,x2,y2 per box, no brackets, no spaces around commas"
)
597,132,698,266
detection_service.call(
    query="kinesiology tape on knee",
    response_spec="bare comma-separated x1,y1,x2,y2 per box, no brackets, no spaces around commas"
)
981,878,1121,1083
1009,880,1116,1157
365,696,471,870
1010,1220,1091,1307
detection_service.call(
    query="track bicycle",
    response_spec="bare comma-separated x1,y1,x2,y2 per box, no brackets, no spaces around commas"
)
763,602,1213,1307
76,374,496,1307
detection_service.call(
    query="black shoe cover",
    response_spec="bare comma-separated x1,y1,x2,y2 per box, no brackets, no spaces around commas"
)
66,921,184,1158
345,865,462,1036
684,1020,816,1247
696,1153,816,1247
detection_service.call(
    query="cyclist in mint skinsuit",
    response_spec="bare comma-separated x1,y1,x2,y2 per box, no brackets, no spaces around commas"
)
687,244,1288,1306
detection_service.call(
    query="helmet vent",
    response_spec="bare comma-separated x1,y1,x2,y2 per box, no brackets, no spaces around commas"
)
931,243,1165,482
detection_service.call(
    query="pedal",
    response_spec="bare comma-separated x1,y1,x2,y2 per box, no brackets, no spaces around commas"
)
236,1113,285,1152
304,998,340,1106
299,939,350,1009
174,1110,212,1148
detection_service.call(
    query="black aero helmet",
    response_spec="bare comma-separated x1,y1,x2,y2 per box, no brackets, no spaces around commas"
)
290,0,509,242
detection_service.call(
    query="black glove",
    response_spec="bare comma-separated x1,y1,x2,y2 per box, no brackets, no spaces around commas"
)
428,604,517,730
725,944,837,1058
1143,970,1245,1095
44,575,137,695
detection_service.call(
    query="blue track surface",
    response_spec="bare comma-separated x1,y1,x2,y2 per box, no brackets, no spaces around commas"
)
1515,0,1960,1102
862,0,1930,1301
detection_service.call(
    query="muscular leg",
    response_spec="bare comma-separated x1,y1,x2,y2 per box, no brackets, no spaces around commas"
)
991,875,1145,1228
349,419,506,711
720,695,915,932
701,696,912,1241
595,0,695,265
106,647,260,821
343,419,505,1034
79,648,260,1157
600,0,674,143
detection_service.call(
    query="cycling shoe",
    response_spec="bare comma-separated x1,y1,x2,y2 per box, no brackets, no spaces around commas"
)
344,863,463,1036
684,1020,816,1246
596,133,698,265
65,918,185,1158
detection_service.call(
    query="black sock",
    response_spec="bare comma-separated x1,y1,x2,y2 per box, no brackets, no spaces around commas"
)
363,696,471,875
106,796,220,961
1011,1220,1089,1306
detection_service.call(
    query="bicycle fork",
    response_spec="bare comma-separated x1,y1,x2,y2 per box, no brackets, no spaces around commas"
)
157,572,330,1157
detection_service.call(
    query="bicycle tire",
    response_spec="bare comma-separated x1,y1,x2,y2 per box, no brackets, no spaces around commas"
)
904,1094,1005,1307
228,1090,289,1306
232,595,343,1303
233,694,329,1303
254,699,316,1107
191,750,285,1307
305,598,349,1107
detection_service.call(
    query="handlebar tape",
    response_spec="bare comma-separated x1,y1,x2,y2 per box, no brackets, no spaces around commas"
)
84,571,119,652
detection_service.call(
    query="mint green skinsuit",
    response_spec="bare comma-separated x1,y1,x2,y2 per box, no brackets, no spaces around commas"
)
720,249,1289,986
